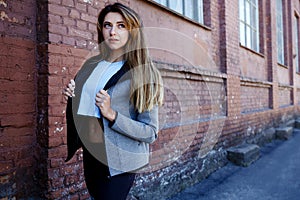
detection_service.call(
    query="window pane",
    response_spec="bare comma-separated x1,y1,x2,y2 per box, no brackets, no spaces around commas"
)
246,25,251,48
154,0,167,6
154,0,204,24
169,0,183,14
250,5,257,28
276,0,282,10
239,0,259,52
239,0,245,22
295,16,299,72
276,0,285,64
251,29,258,51
184,0,193,19
197,0,204,24
245,0,250,24
240,22,246,46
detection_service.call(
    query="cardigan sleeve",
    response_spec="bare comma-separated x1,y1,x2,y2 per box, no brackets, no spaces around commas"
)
65,94,83,162
109,106,159,144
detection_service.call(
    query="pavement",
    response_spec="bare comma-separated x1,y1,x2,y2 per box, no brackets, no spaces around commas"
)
167,129,300,200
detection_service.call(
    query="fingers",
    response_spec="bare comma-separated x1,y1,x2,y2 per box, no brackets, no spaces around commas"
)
70,79,75,86
95,90,115,121
63,79,76,99
95,90,109,107
64,88,75,97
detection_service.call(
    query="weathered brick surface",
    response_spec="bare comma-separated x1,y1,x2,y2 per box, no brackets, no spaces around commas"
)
1,0,300,199
278,86,293,107
0,0,38,198
240,82,270,113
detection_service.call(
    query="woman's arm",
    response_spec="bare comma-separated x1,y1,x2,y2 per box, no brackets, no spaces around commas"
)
108,106,159,144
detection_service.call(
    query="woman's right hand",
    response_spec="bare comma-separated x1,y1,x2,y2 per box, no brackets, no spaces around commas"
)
63,79,75,100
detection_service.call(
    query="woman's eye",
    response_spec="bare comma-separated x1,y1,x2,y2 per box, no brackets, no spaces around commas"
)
118,24,126,28
103,23,111,28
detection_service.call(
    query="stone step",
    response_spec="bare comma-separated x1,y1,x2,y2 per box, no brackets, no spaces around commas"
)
227,144,260,167
295,120,300,129
286,119,295,127
275,126,293,140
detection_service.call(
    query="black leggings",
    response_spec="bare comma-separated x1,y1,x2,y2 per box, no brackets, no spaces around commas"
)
83,148,135,200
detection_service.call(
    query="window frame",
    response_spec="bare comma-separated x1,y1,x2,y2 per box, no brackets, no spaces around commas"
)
152,0,205,25
239,0,260,52
276,0,285,66
295,13,300,73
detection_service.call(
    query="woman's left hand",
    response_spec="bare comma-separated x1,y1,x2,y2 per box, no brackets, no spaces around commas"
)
95,89,116,122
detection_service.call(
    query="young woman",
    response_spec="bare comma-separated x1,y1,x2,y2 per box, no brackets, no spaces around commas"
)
64,3,163,200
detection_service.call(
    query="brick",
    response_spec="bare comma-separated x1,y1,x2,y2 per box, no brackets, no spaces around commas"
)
49,4,69,16
15,157,35,168
49,136,64,147
0,161,14,174
68,27,92,39
87,5,99,16
62,0,75,7
1,114,34,127
75,2,87,12
63,18,76,26
49,33,62,43
69,9,80,19
49,14,63,24
49,23,68,35
80,13,97,23
76,20,87,29
48,145,67,158
63,36,76,46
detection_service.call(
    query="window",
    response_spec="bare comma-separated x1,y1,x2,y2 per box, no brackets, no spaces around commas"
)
239,0,260,52
276,0,285,65
153,0,204,24
295,15,300,72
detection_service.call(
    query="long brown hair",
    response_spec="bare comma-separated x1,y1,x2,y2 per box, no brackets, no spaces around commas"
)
97,3,163,112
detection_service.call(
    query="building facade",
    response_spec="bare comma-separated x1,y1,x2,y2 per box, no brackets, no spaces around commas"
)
0,0,300,199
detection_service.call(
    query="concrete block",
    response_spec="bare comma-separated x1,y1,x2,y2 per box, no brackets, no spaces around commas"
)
275,127,293,140
286,119,295,128
227,144,260,167
247,128,276,147
295,120,300,129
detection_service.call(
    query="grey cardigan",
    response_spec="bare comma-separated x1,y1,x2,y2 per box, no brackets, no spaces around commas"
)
66,55,159,176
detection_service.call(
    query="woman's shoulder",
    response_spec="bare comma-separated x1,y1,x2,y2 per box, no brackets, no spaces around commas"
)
83,54,103,66
77,55,102,72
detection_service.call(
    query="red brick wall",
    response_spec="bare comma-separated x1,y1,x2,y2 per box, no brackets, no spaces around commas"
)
1,0,300,199
0,0,39,198
240,83,270,113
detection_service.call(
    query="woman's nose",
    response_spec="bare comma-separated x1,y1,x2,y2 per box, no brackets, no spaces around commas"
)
110,26,116,36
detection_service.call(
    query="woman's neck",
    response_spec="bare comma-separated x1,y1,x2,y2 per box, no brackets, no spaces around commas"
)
106,50,124,62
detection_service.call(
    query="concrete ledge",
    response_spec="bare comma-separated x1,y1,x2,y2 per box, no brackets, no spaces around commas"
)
247,128,276,147
275,127,293,140
286,119,295,127
295,120,300,129
227,144,260,167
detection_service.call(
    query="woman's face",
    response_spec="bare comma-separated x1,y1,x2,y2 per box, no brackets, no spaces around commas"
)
102,12,129,55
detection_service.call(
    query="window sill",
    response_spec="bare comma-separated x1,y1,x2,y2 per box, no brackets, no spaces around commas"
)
146,0,211,31
239,44,265,58
278,62,288,69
